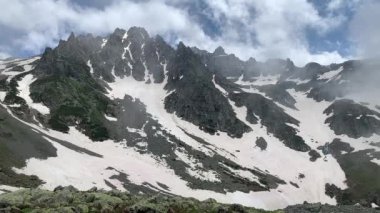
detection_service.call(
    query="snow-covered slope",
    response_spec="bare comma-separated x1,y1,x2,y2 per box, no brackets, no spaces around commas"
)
0,27,379,210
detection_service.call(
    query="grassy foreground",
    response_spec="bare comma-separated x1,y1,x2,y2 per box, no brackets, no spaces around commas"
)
0,186,378,213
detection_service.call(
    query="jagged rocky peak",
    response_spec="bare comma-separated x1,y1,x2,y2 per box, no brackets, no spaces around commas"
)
81,26,173,83
165,41,251,137
192,45,299,80
33,26,177,84
35,33,102,78
106,28,126,46
247,57,256,63
285,58,295,71
67,32,75,41
303,62,329,76
213,46,226,56
126,26,149,42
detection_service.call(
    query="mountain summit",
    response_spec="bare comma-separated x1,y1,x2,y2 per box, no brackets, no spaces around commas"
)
0,27,379,210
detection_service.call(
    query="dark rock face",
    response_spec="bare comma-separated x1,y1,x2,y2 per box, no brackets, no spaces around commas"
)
318,138,355,157
31,45,113,140
257,83,297,109
164,43,251,138
330,149,380,207
35,33,102,78
304,60,374,102
229,92,310,152
324,99,380,138
308,150,321,162
255,137,267,151
89,27,174,83
321,139,380,207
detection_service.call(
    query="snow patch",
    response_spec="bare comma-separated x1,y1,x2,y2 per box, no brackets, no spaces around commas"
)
221,163,265,187
0,185,22,194
283,89,380,152
250,74,280,86
212,75,228,96
371,158,380,166
87,60,94,74
101,39,108,48
0,91,6,102
104,114,117,122
126,127,147,138
175,149,220,182
1,57,39,82
286,78,310,85
122,32,128,42
318,66,343,81
7,103,21,108
17,74,50,115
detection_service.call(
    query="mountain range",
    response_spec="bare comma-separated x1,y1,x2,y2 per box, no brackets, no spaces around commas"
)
0,27,379,211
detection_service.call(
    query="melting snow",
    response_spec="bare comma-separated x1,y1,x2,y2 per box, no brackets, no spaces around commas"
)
238,74,280,86
0,91,6,102
101,39,108,49
7,104,21,107
371,158,380,166
284,90,380,152
122,32,128,42
0,57,39,82
17,74,50,115
104,114,117,122
286,78,310,85
0,185,22,194
175,149,220,182
318,66,343,81
87,60,94,74
212,75,228,96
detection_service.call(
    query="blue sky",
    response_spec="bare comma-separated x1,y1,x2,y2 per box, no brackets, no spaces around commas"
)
0,0,379,65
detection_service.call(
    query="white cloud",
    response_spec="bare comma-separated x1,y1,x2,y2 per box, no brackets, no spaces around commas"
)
0,0,208,53
327,0,344,11
0,51,10,59
184,0,348,65
0,0,352,65
349,0,380,59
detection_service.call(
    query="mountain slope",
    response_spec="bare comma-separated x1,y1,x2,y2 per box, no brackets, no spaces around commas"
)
0,27,379,210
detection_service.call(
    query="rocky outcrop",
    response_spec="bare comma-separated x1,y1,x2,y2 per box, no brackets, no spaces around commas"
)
324,99,380,138
319,139,380,207
229,92,310,152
